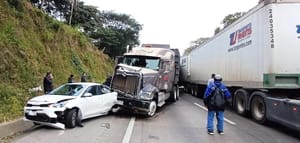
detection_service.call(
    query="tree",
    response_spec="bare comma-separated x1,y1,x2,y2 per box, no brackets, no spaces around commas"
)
213,12,245,35
68,1,102,35
221,12,245,28
214,27,221,35
91,11,142,58
30,0,72,19
183,37,210,55
30,0,143,59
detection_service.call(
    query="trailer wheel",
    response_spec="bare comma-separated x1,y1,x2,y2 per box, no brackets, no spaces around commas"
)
251,93,267,124
193,86,198,97
147,100,157,117
234,89,248,116
191,87,194,96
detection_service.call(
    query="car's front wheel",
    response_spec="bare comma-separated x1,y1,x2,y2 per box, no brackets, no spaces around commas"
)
65,109,77,128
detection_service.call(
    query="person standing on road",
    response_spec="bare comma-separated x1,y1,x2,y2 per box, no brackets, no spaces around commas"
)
207,73,215,87
43,72,54,94
203,74,231,135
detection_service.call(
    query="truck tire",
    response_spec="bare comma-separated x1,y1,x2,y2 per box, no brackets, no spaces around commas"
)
170,86,179,102
65,109,77,128
250,92,267,124
147,101,157,117
234,89,248,116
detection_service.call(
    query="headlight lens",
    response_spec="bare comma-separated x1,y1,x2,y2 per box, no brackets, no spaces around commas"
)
49,102,67,108
139,91,153,100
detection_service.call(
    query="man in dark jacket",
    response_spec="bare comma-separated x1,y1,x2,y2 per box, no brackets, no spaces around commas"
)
203,74,231,135
43,72,54,94
68,74,74,83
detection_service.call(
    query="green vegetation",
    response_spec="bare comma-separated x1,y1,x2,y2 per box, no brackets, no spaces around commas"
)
0,1,113,123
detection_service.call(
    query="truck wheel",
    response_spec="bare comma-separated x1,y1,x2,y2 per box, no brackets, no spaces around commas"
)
65,109,77,128
234,89,248,116
170,86,179,102
147,101,157,117
251,93,266,124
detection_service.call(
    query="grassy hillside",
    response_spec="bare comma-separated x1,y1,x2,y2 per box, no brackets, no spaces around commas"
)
0,1,114,123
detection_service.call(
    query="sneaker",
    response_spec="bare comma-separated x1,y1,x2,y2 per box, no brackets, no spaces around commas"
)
218,131,224,135
208,131,214,135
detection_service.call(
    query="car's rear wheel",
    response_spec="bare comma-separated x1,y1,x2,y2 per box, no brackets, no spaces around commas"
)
65,109,77,128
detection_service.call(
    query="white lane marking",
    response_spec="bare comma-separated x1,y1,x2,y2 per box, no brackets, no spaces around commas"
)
194,103,236,125
122,117,136,143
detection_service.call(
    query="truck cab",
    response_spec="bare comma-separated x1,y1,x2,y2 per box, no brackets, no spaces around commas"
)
111,44,180,116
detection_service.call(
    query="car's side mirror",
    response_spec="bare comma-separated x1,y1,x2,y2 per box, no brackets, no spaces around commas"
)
83,93,92,97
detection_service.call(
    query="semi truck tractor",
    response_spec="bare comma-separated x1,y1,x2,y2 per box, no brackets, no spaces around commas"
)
111,44,180,117
180,0,300,131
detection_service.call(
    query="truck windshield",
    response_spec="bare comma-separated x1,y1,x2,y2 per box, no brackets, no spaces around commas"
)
122,56,160,70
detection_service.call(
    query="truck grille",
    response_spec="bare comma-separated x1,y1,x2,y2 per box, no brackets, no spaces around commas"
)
112,74,139,96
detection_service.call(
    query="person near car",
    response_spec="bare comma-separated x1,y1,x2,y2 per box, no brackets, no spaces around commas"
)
207,73,215,87
81,72,87,82
43,72,54,94
68,74,74,83
203,74,231,135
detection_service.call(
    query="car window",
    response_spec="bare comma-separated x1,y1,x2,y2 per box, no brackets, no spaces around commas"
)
49,84,84,96
86,86,97,95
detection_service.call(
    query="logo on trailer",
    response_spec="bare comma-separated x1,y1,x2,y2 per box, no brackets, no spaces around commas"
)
229,23,252,46
297,25,300,39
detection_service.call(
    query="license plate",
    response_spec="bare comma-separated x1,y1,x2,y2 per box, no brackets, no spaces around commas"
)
28,111,37,116
117,100,123,105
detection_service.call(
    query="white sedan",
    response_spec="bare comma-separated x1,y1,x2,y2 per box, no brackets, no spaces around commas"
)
24,82,118,129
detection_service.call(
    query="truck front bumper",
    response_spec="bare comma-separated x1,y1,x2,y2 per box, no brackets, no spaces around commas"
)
117,96,151,114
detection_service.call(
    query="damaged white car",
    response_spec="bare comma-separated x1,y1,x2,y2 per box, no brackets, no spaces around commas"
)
24,82,118,129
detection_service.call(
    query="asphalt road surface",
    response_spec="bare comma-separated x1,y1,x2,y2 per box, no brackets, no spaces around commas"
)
11,93,300,143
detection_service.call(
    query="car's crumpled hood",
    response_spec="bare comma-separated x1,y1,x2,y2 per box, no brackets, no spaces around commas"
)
28,95,75,105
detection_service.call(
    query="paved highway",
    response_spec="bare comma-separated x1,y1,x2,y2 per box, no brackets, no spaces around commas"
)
11,93,300,143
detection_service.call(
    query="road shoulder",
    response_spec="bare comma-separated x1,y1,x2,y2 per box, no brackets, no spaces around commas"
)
0,118,33,142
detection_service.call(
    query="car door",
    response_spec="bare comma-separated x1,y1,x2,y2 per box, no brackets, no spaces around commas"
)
80,85,100,118
99,85,117,113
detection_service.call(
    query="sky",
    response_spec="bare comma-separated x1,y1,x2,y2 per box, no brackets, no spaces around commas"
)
81,0,258,54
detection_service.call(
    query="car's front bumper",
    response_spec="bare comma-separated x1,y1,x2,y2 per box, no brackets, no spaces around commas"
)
24,106,66,129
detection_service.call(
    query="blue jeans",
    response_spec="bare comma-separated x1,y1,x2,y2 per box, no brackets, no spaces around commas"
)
207,110,224,132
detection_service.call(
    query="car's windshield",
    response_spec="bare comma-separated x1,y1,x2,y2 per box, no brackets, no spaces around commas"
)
122,56,160,70
48,84,85,96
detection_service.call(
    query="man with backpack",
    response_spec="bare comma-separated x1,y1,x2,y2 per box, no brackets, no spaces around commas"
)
203,74,231,135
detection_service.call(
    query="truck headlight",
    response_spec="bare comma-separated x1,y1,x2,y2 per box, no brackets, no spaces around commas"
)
139,91,153,100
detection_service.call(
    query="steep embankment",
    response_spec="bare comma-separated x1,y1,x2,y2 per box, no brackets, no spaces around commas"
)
0,1,113,122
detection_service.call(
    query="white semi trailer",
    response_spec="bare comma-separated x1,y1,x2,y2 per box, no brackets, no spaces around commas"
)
180,0,300,131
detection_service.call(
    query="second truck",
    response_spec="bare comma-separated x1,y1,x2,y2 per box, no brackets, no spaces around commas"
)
180,0,300,131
